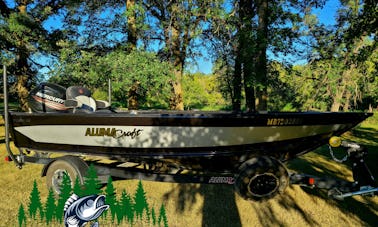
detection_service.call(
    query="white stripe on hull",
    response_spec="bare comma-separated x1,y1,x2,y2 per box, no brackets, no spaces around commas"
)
15,124,348,148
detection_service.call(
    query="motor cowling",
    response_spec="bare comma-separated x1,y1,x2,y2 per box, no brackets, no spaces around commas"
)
28,83,68,113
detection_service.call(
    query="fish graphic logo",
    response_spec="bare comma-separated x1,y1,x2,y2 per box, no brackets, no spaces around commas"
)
64,194,109,227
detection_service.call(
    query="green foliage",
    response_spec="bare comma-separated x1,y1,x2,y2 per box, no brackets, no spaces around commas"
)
0,1,66,109
104,176,117,221
83,164,103,195
44,189,56,225
2,0,377,112
56,173,72,222
158,204,168,227
92,89,109,102
104,50,174,109
73,176,83,197
28,180,43,220
116,189,134,224
18,175,169,226
18,204,26,227
134,180,150,220
151,207,157,225
50,49,174,108
183,73,227,110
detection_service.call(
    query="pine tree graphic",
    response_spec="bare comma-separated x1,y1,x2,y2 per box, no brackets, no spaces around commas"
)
44,189,56,225
158,204,168,227
18,204,27,227
134,180,150,220
28,180,43,220
73,176,84,197
151,207,157,225
104,176,117,221
116,189,134,225
17,171,170,226
83,164,102,195
56,172,72,222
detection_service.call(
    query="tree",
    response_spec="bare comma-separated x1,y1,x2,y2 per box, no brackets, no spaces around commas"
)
56,173,72,222
134,180,149,220
116,189,134,224
254,0,269,110
83,164,102,196
0,0,65,111
183,73,226,110
44,189,56,225
288,0,378,111
126,0,138,49
50,49,174,109
104,176,117,221
151,207,157,225
28,180,43,220
73,176,83,197
213,0,326,111
158,203,168,227
18,204,27,227
144,0,222,110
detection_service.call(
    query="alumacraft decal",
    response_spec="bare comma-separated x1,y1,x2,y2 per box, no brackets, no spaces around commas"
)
208,176,235,184
85,127,143,139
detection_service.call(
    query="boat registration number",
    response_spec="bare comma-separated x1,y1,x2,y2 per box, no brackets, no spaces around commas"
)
267,118,303,126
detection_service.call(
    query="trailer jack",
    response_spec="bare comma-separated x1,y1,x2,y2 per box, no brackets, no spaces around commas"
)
290,137,377,200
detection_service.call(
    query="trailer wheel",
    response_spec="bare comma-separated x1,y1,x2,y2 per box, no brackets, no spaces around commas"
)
45,156,88,194
234,156,289,201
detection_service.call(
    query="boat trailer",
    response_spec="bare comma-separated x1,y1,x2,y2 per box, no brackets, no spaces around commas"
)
2,65,377,200
5,136,378,200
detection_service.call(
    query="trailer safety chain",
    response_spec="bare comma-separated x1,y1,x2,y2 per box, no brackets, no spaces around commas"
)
328,145,349,163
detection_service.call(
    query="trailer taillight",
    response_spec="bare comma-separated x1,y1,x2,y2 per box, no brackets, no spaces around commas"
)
308,177,315,185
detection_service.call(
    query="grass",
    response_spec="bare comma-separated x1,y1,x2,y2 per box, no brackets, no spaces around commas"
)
0,114,377,226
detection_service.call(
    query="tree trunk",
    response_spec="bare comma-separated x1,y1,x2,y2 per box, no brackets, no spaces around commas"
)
126,0,137,49
232,47,242,111
255,0,268,111
239,0,255,112
127,81,140,110
168,7,184,110
331,84,345,112
170,75,184,110
343,91,352,111
15,2,30,112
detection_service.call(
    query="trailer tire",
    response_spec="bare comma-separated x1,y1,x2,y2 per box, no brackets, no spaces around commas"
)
234,156,289,201
45,156,88,194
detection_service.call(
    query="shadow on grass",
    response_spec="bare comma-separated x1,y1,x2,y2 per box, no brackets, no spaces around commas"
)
200,184,241,227
163,183,241,227
163,126,377,226
287,126,378,226
249,193,320,226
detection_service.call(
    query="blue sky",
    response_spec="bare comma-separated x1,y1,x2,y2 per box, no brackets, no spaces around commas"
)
194,0,341,74
36,0,341,76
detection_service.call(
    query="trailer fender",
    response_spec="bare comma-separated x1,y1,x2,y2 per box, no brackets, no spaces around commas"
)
42,156,89,194
41,156,88,177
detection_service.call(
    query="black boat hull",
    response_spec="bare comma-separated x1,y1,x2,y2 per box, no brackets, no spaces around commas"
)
9,111,372,172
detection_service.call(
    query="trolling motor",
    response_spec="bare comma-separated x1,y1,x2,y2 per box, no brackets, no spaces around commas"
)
290,136,377,200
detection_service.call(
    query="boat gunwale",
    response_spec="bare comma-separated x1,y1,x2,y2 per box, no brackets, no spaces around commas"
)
8,111,372,127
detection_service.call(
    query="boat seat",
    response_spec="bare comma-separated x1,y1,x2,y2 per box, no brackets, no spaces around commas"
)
65,86,110,113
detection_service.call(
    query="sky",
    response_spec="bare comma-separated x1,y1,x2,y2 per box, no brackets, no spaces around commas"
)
30,0,342,76
194,0,341,74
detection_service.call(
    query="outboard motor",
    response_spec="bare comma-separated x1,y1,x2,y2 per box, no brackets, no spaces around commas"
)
28,83,68,113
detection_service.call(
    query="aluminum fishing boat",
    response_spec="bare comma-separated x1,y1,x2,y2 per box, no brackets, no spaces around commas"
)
9,110,371,171
3,67,376,200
